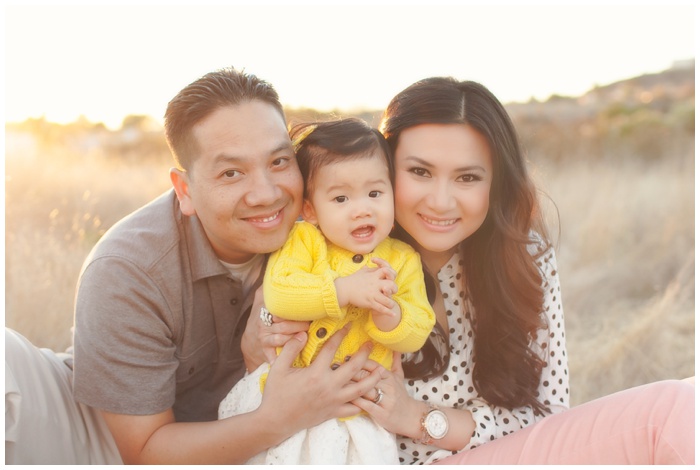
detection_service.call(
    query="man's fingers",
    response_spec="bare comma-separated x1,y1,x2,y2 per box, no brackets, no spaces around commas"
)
263,346,278,364
310,326,351,368
270,331,307,366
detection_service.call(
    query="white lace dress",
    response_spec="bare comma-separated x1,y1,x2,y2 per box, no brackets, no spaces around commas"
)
219,363,399,464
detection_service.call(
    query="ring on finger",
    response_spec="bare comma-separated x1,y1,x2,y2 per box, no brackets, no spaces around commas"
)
259,307,273,327
373,387,384,405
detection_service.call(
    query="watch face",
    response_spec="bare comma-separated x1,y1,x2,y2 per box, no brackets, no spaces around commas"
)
426,410,449,439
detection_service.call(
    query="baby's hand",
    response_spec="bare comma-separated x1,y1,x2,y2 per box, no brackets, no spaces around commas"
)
371,257,398,297
334,258,401,332
335,266,396,314
336,257,396,311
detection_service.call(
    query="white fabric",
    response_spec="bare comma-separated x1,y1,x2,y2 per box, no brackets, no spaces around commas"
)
398,244,569,464
5,328,122,464
219,363,399,464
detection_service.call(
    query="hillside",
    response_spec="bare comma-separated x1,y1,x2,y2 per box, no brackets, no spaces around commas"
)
5,64,695,405
9,63,693,167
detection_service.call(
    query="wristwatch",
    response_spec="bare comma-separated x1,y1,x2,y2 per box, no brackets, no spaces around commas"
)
419,404,449,445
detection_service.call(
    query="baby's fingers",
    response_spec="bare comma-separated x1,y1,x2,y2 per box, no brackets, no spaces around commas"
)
371,258,397,281
371,296,396,317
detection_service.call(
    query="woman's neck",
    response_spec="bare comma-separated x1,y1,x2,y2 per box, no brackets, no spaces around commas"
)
418,247,458,279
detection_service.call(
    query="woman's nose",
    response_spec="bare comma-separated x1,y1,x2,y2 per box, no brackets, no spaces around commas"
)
426,181,455,211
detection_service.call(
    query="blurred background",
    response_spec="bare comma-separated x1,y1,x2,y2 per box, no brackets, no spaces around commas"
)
4,4,695,406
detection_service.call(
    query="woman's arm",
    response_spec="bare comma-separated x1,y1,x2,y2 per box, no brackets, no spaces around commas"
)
354,353,475,451
357,245,569,454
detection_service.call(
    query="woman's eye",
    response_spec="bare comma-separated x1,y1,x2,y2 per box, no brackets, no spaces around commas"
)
369,190,380,198
410,167,429,177
458,174,481,183
334,196,348,203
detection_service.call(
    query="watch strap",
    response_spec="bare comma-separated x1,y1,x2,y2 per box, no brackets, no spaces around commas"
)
418,404,439,445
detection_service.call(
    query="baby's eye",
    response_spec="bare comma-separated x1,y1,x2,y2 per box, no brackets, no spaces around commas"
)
334,196,348,203
369,191,381,198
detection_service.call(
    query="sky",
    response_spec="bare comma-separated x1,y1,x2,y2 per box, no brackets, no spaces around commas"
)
4,3,697,130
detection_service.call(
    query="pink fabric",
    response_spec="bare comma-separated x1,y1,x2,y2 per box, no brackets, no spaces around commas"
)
434,379,694,465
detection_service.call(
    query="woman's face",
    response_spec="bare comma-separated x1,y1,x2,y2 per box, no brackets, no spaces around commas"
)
393,123,492,270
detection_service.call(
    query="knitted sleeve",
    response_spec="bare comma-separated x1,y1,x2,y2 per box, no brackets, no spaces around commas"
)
364,240,436,353
263,222,344,321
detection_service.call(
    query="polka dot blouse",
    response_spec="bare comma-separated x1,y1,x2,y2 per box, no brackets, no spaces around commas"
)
397,240,569,465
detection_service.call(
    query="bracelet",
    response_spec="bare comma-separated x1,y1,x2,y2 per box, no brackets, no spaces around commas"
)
418,404,437,445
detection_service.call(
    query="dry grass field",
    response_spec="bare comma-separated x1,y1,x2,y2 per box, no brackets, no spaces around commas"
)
534,155,694,404
5,75,695,406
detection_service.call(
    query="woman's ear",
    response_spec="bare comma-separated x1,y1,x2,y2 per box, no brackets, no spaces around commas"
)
170,168,196,216
300,199,318,225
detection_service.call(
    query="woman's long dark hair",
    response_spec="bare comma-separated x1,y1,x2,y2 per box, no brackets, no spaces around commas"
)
381,77,550,415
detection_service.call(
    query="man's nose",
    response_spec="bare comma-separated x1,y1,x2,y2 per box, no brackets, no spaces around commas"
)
244,171,281,206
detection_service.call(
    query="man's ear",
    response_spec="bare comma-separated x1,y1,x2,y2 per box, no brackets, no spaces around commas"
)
170,168,196,216
300,199,318,225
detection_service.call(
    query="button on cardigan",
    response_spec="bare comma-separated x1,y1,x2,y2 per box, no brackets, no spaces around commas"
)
263,221,436,369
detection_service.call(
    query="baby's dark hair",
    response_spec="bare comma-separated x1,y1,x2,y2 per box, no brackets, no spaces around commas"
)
290,118,393,198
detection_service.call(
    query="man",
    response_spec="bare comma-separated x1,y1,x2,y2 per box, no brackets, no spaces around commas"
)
5,68,383,464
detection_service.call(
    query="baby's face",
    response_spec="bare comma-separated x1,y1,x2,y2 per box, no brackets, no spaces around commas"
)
303,152,394,254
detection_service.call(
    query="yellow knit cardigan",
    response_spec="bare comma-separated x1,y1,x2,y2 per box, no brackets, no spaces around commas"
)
264,221,435,369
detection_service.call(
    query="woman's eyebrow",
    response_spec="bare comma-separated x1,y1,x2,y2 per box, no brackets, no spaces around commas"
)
403,155,487,172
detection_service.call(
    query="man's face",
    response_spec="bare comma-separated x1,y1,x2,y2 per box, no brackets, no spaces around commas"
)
171,101,303,264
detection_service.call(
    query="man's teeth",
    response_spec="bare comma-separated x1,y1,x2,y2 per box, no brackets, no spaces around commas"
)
252,211,279,222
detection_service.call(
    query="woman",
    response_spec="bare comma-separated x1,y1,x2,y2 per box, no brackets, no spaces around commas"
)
245,77,694,464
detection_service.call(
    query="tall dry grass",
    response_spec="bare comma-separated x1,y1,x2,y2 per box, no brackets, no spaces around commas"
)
533,154,694,404
5,128,694,407
5,150,173,352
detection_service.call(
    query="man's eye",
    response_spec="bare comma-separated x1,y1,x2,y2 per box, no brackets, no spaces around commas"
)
334,196,348,203
223,170,241,178
272,157,290,167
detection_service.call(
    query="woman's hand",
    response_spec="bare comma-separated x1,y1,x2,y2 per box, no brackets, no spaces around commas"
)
353,351,425,440
241,287,311,370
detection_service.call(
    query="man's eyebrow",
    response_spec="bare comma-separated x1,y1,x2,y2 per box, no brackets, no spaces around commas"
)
211,141,293,164
270,141,294,154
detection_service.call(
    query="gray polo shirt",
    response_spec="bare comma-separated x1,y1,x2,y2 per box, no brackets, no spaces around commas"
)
73,190,258,422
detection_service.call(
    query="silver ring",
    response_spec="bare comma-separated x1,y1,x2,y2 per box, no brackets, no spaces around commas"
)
373,387,384,405
259,307,273,327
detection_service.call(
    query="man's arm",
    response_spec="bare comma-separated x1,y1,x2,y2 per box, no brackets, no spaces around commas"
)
101,328,384,464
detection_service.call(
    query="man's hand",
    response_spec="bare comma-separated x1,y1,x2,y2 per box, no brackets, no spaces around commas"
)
241,286,310,368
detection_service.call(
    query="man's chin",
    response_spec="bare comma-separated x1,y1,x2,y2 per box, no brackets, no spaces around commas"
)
251,231,292,255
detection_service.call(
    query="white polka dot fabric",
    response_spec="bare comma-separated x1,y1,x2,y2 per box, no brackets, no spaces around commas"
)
397,240,569,464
